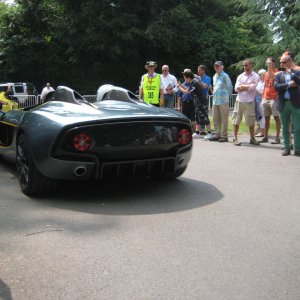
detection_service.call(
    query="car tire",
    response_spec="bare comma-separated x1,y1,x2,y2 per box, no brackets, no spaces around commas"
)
16,134,58,196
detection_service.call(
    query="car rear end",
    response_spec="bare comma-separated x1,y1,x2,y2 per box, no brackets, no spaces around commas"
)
52,118,192,180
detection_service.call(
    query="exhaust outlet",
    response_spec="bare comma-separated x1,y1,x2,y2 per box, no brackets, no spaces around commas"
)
73,166,87,177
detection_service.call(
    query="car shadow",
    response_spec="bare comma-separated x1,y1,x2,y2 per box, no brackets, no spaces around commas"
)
0,279,12,300
0,155,16,173
34,177,223,216
0,158,223,216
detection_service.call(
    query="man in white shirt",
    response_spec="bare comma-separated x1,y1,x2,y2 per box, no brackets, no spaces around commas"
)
41,83,54,101
233,58,260,146
160,65,177,108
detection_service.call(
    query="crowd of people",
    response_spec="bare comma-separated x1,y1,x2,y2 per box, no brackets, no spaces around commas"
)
2,54,299,157
139,51,300,156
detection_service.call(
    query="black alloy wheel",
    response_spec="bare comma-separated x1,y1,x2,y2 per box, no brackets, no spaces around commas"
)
16,134,58,196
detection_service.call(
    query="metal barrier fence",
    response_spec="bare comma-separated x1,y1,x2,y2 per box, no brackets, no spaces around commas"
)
15,94,238,110
15,94,96,109
208,94,238,110
16,95,41,109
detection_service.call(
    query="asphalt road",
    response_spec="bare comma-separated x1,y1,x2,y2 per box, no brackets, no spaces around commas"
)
0,135,299,300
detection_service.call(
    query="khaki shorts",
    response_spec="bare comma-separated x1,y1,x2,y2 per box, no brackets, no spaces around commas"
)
262,99,279,117
232,100,255,126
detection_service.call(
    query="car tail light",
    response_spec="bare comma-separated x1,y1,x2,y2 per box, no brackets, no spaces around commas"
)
72,133,91,152
178,129,191,145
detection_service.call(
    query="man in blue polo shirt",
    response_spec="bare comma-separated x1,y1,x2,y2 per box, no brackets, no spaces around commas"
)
197,65,211,97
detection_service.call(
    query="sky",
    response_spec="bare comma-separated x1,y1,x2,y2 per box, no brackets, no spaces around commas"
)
2,0,15,4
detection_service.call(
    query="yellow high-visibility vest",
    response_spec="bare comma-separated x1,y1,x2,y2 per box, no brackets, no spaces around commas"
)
142,74,160,104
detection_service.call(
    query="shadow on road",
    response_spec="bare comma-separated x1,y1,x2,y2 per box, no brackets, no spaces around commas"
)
0,158,223,215
34,177,223,216
0,279,12,300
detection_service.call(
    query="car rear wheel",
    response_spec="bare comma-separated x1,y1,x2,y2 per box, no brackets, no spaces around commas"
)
16,134,58,196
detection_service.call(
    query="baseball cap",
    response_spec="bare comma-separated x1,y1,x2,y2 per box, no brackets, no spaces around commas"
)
214,61,224,66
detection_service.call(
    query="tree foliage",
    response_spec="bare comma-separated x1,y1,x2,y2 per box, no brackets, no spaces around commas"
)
0,0,266,93
236,0,300,65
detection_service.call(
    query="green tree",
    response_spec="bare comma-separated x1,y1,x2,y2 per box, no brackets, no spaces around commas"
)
0,0,63,88
236,0,300,64
0,0,267,93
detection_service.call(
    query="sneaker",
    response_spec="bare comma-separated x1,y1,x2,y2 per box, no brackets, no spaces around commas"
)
271,138,281,144
250,138,259,145
218,137,228,142
204,133,213,141
260,137,268,143
282,149,291,156
192,132,201,139
233,139,241,146
199,131,207,136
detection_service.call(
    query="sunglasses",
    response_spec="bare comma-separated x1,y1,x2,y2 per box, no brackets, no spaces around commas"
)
280,60,289,64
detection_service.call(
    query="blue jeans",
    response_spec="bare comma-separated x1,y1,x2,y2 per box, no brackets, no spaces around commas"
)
164,94,175,109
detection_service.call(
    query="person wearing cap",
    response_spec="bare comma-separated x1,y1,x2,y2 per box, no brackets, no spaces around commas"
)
259,57,281,144
139,61,164,107
255,69,267,138
160,65,178,109
232,58,260,146
210,61,233,142
274,52,300,156
177,70,213,140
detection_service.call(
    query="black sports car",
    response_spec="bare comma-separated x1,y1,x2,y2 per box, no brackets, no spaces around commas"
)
0,85,193,196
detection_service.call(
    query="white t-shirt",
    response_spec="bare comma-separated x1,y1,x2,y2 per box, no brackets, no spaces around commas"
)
160,73,178,94
41,86,54,100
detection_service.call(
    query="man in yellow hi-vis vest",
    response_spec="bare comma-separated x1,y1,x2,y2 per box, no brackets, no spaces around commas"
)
139,61,164,107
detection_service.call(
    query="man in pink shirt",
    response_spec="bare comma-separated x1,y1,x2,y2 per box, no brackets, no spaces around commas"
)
232,58,260,146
